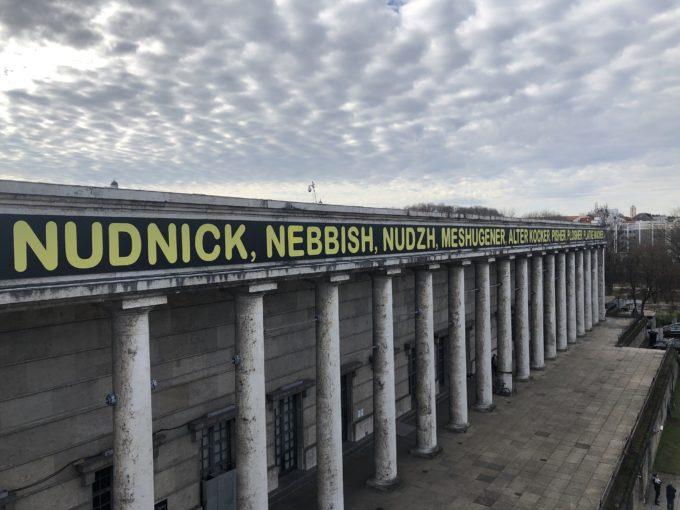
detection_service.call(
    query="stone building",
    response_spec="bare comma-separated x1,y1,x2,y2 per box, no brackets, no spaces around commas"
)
0,181,606,509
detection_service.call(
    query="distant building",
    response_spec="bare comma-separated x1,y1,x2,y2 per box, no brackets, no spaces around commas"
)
630,205,637,219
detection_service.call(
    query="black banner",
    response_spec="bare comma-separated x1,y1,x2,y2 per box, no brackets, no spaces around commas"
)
0,214,605,281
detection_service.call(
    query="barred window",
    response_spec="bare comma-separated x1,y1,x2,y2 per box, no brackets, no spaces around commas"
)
92,466,112,510
275,394,299,475
201,418,235,479
436,336,446,387
408,344,417,402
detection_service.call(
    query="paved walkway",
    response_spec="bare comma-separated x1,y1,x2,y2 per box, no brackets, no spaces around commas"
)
272,317,665,510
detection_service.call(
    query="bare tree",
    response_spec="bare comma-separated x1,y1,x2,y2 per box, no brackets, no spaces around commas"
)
522,210,569,221
615,243,680,314
405,203,505,217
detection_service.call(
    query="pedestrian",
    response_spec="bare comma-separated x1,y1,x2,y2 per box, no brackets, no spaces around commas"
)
667,482,676,510
654,474,663,505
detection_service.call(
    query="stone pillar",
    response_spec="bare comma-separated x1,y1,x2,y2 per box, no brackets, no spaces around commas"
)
367,271,400,490
235,283,276,510
584,248,593,331
576,250,585,337
543,253,557,360
591,249,599,326
497,257,513,393
530,254,545,370
411,266,442,457
599,247,606,321
556,252,568,351
446,262,469,432
566,251,577,344
514,256,530,381
474,259,494,411
111,295,167,510
316,275,348,510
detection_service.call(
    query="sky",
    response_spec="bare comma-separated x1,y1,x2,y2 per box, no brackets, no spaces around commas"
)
0,0,679,215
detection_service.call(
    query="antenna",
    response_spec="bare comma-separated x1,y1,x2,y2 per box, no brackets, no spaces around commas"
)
307,181,319,204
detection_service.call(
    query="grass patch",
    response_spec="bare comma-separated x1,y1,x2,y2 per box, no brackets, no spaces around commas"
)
654,378,680,474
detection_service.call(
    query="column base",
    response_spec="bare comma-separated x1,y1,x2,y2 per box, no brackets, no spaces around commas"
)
409,445,442,459
366,476,401,492
557,347,568,352
545,356,557,361
445,422,469,433
530,365,545,371
473,402,495,413
515,376,530,382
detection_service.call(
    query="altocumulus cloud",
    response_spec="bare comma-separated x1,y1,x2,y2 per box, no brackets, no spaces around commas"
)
0,0,679,214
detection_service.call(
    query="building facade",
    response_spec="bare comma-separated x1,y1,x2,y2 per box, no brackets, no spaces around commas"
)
0,181,606,510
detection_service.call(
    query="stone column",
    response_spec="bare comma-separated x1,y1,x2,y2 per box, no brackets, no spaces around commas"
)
530,254,545,370
111,295,167,510
556,252,568,351
576,250,585,337
543,253,557,360
316,275,349,510
367,270,400,490
584,248,593,331
599,246,606,321
514,255,530,381
591,249,599,326
411,266,442,457
566,251,577,344
497,257,513,393
235,283,276,510
474,259,494,412
446,262,470,432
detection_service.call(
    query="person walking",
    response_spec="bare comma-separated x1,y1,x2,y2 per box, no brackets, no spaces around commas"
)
667,482,676,510
654,474,663,505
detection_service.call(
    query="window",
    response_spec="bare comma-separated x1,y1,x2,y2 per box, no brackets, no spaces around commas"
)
200,418,235,480
154,500,168,510
408,344,417,405
92,466,112,510
436,336,446,390
275,394,299,475
341,374,352,442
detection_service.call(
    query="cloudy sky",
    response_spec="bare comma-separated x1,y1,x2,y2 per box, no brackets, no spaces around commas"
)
0,0,679,215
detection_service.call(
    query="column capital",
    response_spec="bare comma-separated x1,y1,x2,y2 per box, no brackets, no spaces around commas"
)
372,267,401,277
315,273,351,285
108,294,167,312
475,257,495,263
236,282,277,294
419,263,440,271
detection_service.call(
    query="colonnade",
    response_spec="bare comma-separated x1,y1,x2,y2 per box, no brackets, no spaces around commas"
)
107,245,605,509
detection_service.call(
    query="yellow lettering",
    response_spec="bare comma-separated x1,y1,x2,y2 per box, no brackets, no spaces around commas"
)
308,226,323,255
266,225,286,258
225,224,248,260
325,226,339,255
13,220,58,272
147,223,177,265
288,225,304,257
64,221,103,269
109,223,142,267
195,224,220,262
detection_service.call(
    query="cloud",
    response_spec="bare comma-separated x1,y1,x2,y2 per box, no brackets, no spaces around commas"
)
0,0,679,215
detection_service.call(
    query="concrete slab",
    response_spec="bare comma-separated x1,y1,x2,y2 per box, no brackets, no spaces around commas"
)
271,318,665,509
